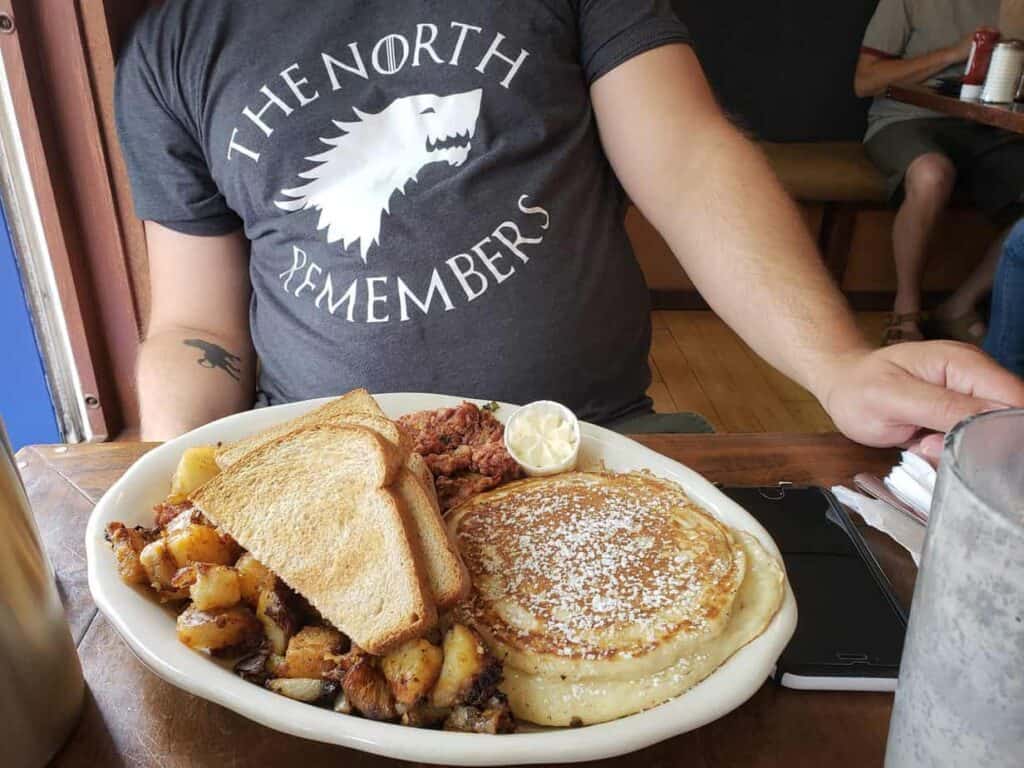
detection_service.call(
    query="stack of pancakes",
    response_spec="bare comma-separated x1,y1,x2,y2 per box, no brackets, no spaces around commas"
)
446,472,784,725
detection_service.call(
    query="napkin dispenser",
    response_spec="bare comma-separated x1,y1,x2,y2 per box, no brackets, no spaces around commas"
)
0,424,84,767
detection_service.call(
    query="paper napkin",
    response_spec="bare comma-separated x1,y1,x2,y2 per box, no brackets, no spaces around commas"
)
831,485,925,566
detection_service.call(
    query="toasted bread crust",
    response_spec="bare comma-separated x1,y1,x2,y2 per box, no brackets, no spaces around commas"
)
406,452,440,511
215,389,385,469
394,470,471,609
192,423,435,654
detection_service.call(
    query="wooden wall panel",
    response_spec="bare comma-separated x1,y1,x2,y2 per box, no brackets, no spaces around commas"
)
842,209,996,293
1,0,113,439
633,200,998,306
80,0,155,328
1,0,156,437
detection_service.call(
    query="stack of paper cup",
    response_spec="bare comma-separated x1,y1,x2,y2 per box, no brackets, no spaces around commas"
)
981,39,1024,103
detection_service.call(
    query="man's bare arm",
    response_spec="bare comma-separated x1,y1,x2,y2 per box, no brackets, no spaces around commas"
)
593,45,867,398
592,44,1024,446
853,32,976,97
139,223,256,441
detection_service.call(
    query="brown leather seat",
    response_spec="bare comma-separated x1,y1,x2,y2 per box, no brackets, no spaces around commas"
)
759,141,888,203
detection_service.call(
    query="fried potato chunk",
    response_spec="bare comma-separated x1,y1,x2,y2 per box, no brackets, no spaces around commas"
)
165,523,236,568
342,657,397,721
444,695,515,734
279,626,346,679
139,539,188,599
172,564,242,611
170,445,221,496
176,604,262,654
399,702,451,728
431,624,501,708
257,582,298,655
105,523,153,586
235,553,274,607
266,677,339,706
381,638,444,705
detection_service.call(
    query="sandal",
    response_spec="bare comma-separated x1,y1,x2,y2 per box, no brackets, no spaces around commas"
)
882,312,926,346
923,308,987,346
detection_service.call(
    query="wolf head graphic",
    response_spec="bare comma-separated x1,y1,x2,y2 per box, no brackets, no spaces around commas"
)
275,89,483,262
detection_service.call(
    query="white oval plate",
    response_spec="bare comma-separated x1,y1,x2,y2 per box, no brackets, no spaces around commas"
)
86,393,797,766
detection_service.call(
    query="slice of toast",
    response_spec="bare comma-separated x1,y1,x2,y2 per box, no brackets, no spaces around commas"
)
215,389,387,469
406,451,439,510
334,387,386,417
393,469,470,609
304,408,465,608
192,424,436,654
332,412,412,456
217,388,442,524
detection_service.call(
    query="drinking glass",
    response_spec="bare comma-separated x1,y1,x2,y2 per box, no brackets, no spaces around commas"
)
0,423,84,767
885,409,1024,767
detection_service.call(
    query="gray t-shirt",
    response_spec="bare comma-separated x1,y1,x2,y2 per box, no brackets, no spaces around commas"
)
116,0,689,424
861,0,1000,141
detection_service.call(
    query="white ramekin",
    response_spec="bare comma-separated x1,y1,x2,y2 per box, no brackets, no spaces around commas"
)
503,400,581,477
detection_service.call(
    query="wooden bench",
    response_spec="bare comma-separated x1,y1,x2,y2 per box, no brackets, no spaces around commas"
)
630,141,998,311
763,141,887,286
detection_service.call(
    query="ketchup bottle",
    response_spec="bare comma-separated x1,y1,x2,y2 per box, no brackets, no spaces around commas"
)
961,27,1001,99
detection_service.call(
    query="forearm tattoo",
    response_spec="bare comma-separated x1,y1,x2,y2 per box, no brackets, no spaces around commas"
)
184,339,242,382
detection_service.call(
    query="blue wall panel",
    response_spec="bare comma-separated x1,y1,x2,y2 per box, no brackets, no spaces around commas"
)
0,201,60,450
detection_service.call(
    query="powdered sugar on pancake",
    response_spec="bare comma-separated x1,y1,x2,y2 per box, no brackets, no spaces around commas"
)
452,473,745,661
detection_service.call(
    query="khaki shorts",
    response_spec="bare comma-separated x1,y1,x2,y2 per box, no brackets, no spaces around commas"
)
865,118,1024,226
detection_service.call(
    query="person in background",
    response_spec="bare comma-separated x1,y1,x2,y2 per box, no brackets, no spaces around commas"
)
985,220,1024,377
118,1,1024,454
854,0,1024,346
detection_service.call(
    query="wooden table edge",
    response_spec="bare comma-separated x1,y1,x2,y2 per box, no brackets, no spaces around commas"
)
20,434,906,768
17,445,99,503
887,83,1024,133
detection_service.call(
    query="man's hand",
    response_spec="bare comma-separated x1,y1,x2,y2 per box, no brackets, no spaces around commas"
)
951,27,1000,63
818,342,1024,450
591,44,1024,456
951,29,981,63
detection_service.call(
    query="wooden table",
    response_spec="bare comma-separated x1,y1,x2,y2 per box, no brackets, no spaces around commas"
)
888,83,1024,133
20,436,910,768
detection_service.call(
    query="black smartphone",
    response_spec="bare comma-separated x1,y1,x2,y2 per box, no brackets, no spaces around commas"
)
721,485,907,691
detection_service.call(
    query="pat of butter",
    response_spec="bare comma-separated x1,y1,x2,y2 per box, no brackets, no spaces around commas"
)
508,406,579,470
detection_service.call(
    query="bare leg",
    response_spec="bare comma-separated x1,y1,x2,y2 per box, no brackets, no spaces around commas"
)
938,227,1009,318
890,153,957,339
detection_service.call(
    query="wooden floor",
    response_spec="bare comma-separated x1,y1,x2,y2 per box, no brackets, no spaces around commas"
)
648,311,890,433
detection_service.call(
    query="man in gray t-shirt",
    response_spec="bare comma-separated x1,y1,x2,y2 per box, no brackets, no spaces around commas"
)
854,0,1024,345
119,0,1024,458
